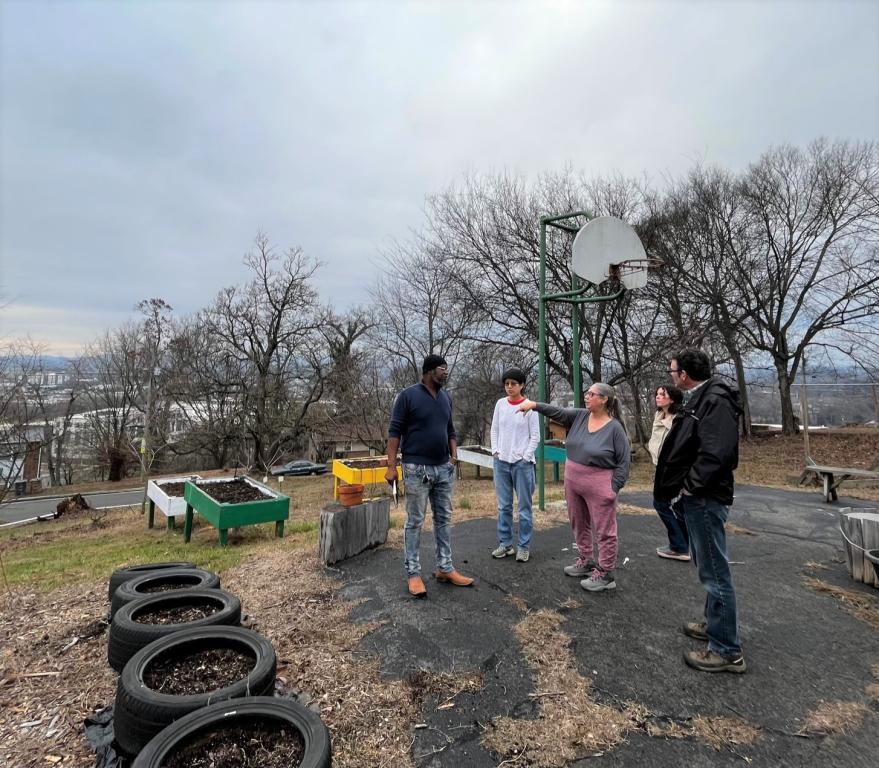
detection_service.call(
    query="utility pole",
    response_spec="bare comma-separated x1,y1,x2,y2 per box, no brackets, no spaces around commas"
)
139,342,154,516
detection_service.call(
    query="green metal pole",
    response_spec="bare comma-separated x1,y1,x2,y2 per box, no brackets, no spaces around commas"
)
571,272,581,408
537,219,547,511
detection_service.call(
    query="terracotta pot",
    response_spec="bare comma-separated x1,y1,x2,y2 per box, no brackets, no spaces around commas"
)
338,483,364,507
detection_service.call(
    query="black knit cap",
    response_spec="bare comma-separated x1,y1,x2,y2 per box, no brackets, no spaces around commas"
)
501,367,526,384
422,354,447,374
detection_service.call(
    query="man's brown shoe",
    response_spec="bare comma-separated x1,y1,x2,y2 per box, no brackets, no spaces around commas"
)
408,575,427,597
434,570,474,587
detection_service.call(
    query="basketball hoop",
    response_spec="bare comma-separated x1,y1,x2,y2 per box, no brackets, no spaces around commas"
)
608,257,664,290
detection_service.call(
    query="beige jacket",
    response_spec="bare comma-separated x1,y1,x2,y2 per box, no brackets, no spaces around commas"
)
647,410,675,465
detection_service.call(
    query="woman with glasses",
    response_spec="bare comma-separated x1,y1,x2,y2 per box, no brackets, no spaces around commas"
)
648,384,689,561
517,383,630,591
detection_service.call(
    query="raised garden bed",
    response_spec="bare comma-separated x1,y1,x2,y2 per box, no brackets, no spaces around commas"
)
457,445,494,469
147,475,203,529
332,457,401,501
183,477,289,547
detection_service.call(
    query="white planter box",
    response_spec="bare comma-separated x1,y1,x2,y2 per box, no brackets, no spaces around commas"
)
457,445,494,470
147,475,203,518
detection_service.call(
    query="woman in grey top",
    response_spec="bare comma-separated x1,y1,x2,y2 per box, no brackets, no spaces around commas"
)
518,382,630,591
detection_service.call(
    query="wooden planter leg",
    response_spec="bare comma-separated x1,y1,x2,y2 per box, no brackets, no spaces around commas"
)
218,528,229,547
167,515,175,530
823,473,833,503
147,499,155,529
183,505,194,543
275,520,285,538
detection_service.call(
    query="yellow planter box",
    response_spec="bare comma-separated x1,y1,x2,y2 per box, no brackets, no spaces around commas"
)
332,458,402,500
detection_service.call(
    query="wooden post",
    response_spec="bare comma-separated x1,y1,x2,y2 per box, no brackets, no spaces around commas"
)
320,497,391,565
839,509,879,588
800,361,811,463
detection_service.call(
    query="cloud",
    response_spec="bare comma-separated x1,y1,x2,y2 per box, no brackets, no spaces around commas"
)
1,0,877,352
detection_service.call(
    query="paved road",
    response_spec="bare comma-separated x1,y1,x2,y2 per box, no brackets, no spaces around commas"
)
0,489,145,525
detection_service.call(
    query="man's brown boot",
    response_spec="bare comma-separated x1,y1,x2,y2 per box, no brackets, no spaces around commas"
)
434,570,474,587
408,575,427,597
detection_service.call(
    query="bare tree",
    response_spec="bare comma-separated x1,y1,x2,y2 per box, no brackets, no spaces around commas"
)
80,326,142,481
203,233,331,471
163,315,247,469
736,140,879,434
647,166,759,433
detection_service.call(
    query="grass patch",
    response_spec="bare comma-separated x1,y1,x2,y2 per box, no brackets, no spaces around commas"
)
481,609,645,766
800,701,872,735
0,506,317,592
804,577,879,632
690,716,761,750
725,522,756,536
458,498,471,510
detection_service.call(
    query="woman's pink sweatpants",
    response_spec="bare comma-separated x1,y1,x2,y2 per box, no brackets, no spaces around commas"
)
564,461,618,573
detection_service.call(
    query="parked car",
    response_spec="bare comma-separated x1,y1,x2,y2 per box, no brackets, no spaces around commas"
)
271,459,329,477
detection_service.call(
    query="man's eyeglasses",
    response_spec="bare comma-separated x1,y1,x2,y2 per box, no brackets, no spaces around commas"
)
435,365,448,371
668,368,681,374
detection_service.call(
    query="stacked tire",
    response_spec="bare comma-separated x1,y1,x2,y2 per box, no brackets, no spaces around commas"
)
105,562,331,766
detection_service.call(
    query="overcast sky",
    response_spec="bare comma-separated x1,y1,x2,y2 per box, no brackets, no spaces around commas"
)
1,0,877,355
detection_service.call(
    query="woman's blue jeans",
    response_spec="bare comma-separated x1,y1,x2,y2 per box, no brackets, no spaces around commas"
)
653,497,689,554
403,462,455,576
494,458,535,549
680,495,742,657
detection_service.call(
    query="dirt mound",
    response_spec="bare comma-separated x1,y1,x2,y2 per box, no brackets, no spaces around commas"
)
55,493,91,518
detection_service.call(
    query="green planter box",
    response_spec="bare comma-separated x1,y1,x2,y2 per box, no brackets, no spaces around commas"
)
182,478,289,546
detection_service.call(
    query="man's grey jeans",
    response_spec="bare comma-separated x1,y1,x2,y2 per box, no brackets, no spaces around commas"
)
403,462,455,576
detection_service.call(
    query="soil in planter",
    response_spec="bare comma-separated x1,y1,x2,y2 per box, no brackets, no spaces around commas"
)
135,602,220,625
163,719,305,768
141,578,203,594
198,479,270,504
341,458,387,468
143,647,255,695
157,482,187,497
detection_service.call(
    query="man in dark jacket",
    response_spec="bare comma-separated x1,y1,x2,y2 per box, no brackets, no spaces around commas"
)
655,348,746,673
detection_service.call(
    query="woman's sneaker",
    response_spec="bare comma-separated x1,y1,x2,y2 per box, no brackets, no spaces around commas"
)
657,546,691,561
581,570,616,592
492,544,515,559
564,558,595,577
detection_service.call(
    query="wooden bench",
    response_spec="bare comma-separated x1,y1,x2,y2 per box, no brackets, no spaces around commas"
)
800,464,879,503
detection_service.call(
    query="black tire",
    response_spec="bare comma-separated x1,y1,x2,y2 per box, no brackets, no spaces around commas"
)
114,626,276,756
108,589,241,673
110,568,220,619
108,562,197,601
131,696,331,768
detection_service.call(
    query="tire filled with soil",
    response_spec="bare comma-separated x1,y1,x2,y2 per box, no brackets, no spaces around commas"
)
114,626,276,757
108,562,197,601
131,697,331,768
110,568,221,619
108,589,242,672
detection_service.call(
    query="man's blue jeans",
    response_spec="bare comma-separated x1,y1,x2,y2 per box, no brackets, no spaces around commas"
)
494,458,535,549
403,462,455,576
653,497,689,554
681,495,742,657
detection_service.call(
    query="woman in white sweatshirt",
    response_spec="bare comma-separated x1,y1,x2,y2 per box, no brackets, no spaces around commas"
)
490,367,540,562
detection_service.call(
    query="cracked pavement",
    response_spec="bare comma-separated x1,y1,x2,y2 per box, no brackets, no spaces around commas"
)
336,484,878,767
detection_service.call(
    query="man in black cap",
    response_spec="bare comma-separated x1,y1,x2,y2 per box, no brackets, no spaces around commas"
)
385,354,474,597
